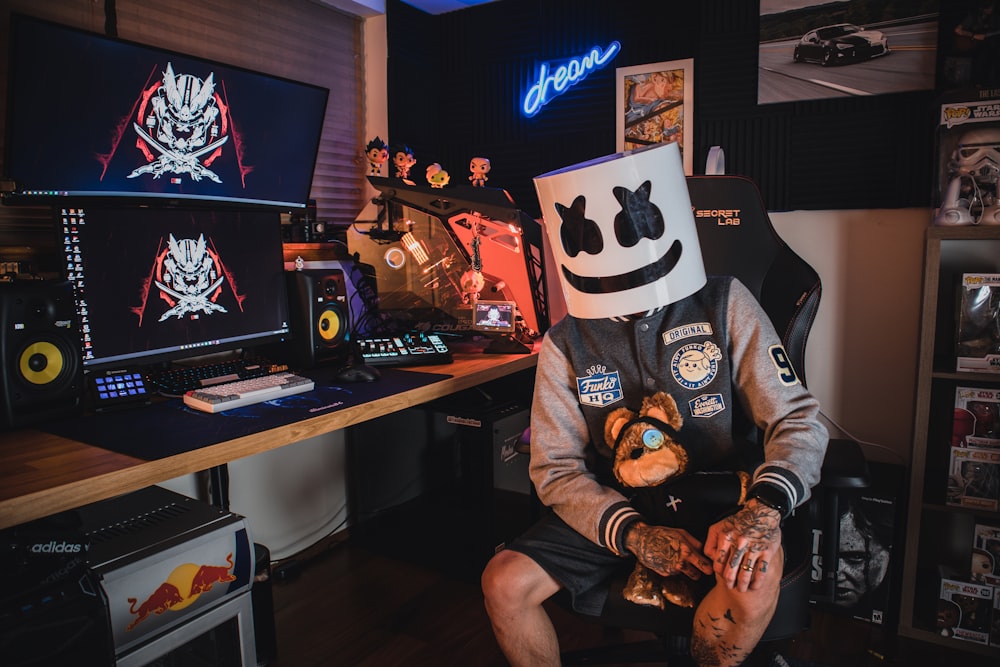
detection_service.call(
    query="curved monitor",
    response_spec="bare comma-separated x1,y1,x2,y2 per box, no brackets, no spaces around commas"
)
61,204,291,371
5,14,328,209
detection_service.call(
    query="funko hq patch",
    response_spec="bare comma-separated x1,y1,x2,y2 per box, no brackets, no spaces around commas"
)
577,365,624,408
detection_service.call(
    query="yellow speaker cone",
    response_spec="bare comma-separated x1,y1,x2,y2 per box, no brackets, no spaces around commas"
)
317,308,343,343
19,341,64,385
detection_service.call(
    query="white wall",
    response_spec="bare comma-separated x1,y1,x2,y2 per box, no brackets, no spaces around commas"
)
772,208,927,466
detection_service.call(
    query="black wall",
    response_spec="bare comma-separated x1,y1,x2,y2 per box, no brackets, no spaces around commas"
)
386,0,969,216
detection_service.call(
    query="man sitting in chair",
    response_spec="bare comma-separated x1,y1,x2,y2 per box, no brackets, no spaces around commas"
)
481,143,828,667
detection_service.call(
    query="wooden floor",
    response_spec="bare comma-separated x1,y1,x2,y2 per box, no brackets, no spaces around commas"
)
266,529,996,667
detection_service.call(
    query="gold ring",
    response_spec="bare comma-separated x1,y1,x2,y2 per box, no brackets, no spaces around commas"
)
741,562,754,571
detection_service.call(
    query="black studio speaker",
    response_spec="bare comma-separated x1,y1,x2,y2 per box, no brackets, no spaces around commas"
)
0,281,83,429
283,269,349,369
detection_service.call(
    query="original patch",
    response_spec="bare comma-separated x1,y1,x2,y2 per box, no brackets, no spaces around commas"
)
689,393,725,418
670,341,722,390
577,365,624,408
662,322,713,345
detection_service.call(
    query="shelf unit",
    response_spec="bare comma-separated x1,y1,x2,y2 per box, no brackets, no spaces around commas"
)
898,226,1000,657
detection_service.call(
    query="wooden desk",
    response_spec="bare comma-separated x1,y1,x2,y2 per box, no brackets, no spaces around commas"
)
0,346,538,530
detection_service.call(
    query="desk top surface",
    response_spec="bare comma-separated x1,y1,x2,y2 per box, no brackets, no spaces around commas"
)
0,345,538,530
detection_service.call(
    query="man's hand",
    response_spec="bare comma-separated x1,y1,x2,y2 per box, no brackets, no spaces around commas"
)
704,499,782,592
624,521,714,580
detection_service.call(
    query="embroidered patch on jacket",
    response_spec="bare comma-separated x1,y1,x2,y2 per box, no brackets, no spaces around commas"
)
670,341,722,389
768,344,801,386
662,322,713,345
689,393,725,418
577,365,624,407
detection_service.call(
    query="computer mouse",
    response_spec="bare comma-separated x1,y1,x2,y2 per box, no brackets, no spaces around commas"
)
335,364,380,383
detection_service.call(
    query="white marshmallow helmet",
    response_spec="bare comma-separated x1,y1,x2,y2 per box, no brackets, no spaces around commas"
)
533,142,705,319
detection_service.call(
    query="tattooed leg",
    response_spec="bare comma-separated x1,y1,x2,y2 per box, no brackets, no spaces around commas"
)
689,547,783,667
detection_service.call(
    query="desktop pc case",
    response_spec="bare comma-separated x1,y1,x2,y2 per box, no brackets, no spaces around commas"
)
347,177,548,338
349,370,536,579
1,486,260,666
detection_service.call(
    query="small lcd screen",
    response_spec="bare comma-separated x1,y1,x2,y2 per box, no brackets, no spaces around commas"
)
473,300,516,333
60,205,290,370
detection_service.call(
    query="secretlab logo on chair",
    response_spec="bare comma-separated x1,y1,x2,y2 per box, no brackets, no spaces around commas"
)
693,207,742,225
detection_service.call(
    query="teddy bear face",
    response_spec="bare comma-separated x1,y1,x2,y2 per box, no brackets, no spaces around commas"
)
606,392,689,489
612,419,688,488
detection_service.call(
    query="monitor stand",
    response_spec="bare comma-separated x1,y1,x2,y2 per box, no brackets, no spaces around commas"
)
484,334,532,354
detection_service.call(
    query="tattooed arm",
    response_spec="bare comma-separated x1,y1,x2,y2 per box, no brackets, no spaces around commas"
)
623,521,714,580
703,499,782,592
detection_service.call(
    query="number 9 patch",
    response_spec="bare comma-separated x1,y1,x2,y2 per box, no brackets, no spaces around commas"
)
769,344,800,386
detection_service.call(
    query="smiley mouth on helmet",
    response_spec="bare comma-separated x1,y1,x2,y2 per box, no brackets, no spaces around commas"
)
560,239,682,294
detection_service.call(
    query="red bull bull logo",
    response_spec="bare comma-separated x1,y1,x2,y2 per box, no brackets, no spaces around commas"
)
126,553,236,630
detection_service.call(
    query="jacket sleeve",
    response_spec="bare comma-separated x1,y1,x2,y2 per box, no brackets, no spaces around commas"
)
529,336,641,556
726,280,829,512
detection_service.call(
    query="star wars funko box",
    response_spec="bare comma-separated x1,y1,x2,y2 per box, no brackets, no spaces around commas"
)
933,96,1000,227
938,578,993,645
947,445,1000,511
956,274,1000,373
952,386,1000,449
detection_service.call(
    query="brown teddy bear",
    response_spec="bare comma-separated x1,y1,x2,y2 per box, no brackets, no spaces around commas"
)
605,391,749,609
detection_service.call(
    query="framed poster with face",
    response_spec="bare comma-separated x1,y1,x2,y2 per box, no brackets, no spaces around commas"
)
616,58,694,174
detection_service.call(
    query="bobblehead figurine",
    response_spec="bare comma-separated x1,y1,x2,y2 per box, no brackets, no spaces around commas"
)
392,143,416,180
426,162,450,188
469,156,491,186
365,136,389,176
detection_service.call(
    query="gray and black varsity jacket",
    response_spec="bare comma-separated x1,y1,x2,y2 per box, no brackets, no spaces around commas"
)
529,276,829,557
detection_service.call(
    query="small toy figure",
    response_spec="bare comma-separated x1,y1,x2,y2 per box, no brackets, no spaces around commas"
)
460,233,485,303
936,599,960,637
392,143,416,180
469,156,491,187
426,162,450,188
935,126,1000,225
365,136,388,176
971,548,995,582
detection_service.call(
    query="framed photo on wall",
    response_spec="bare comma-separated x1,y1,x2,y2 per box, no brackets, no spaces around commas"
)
616,58,694,174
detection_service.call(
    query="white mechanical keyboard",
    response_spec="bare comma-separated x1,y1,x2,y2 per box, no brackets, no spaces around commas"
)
183,372,315,413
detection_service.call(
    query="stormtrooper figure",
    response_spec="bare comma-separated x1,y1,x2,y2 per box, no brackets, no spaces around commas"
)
935,127,1000,226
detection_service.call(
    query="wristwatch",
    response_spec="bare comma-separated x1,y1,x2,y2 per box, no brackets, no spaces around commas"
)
748,484,791,520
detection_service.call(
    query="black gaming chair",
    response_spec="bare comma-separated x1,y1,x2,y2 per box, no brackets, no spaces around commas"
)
534,174,870,665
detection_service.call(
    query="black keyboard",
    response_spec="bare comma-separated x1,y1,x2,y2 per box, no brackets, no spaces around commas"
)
356,332,452,367
148,356,288,396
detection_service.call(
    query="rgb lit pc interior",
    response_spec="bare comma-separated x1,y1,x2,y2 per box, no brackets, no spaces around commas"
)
5,14,328,210
60,205,291,372
348,176,548,337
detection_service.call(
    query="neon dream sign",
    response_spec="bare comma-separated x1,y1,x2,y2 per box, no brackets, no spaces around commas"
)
522,40,621,117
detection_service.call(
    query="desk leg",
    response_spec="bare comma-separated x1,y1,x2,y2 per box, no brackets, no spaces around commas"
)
209,464,230,511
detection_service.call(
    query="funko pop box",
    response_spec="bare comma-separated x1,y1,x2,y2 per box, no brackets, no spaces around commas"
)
972,523,1000,587
947,445,1000,511
952,386,1000,448
938,577,993,645
933,94,1000,227
956,274,1000,373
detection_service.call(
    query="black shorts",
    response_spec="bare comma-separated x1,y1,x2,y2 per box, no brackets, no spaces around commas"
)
505,510,633,616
